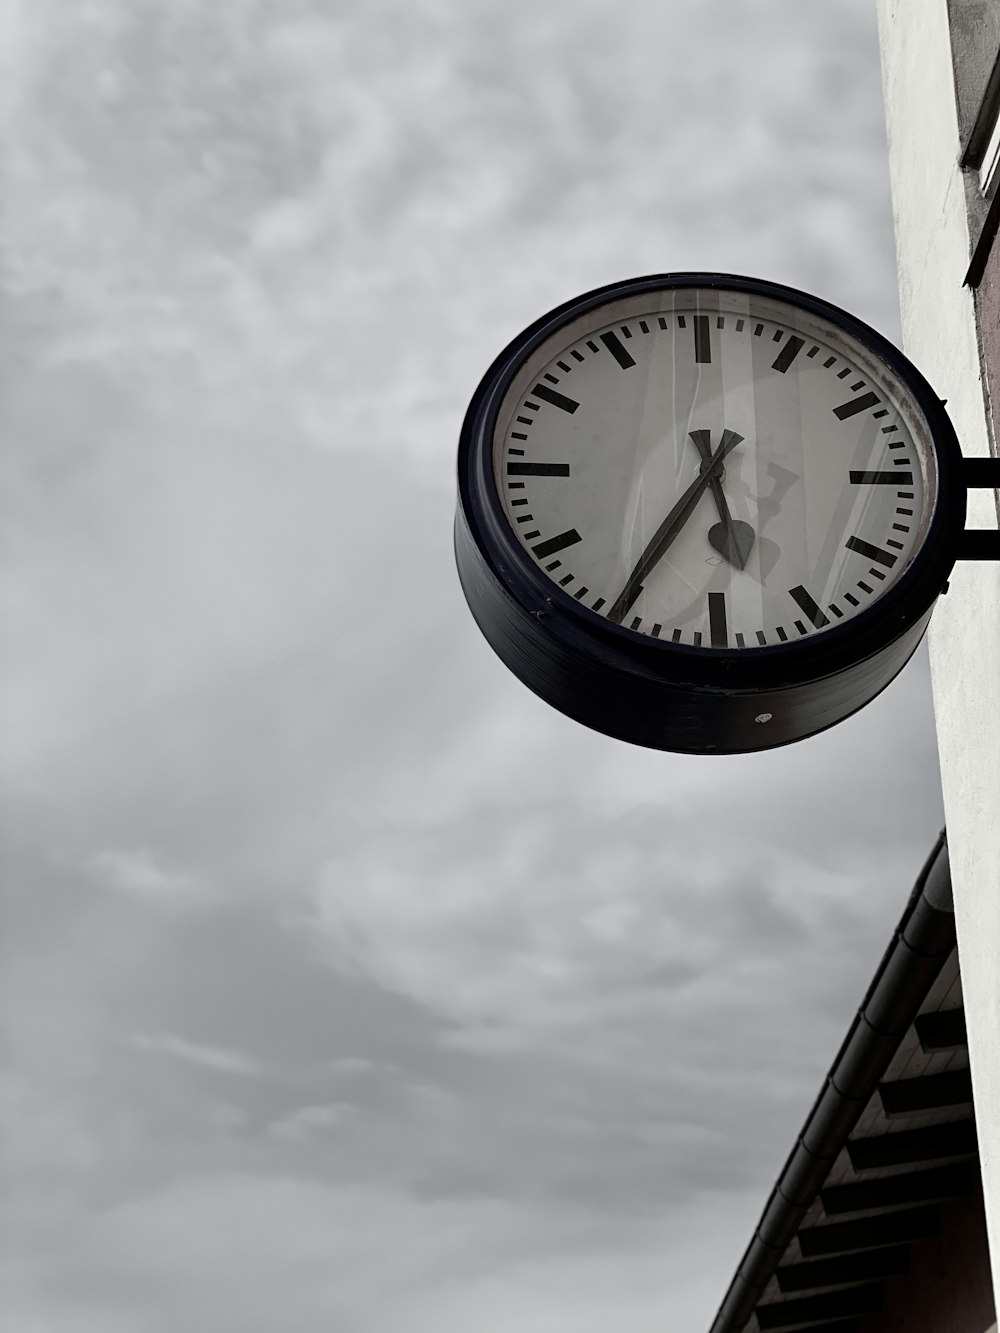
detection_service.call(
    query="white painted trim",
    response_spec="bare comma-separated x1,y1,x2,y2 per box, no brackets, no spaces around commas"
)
877,0,1000,1304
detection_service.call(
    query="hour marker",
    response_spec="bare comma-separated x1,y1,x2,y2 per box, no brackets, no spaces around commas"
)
772,335,804,373
834,390,881,419
532,383,580,414
533,528,582,559
506,462,570,477
694,314,711,363
850,470,913,486
846,535,897,567
789,584,830,628
600,330,636,369
708,591,727,647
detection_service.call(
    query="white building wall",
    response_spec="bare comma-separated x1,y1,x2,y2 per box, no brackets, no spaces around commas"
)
877,0,1000,1306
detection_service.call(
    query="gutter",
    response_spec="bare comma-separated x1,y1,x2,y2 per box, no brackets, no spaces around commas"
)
708,831,956,1333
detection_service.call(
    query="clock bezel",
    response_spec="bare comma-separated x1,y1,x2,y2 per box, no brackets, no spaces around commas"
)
457,273,965,699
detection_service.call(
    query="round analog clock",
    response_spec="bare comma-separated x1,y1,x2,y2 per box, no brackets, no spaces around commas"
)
455,274,966,753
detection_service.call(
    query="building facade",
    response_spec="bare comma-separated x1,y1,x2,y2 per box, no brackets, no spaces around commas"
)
877,0,1000,1307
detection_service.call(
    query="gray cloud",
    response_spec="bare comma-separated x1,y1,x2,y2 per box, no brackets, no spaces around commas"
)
3,1,942,1329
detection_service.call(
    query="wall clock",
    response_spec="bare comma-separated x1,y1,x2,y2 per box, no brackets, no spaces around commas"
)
454,273,987,753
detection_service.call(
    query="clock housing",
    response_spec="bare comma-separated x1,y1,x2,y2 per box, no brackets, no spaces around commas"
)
455,274,966,753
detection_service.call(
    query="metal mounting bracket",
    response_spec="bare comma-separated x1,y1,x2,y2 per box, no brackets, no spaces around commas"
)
956,457,1000,560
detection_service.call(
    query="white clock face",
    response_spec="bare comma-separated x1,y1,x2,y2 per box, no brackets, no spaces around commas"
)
492,287,939,649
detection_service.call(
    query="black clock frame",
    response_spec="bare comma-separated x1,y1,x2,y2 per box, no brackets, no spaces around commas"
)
455,273,968,753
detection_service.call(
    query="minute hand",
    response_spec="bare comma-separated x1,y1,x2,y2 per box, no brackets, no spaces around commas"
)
607,429,745,624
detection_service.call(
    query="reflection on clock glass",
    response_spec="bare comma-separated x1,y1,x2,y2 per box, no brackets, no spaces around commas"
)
492,288,937,649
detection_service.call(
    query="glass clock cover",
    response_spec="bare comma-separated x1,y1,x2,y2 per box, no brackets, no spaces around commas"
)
490,286,938,651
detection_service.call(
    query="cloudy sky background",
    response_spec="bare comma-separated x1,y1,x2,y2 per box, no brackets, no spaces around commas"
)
4,2,947,1329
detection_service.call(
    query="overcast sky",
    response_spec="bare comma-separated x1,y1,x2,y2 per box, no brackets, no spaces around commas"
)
3,3,947,1330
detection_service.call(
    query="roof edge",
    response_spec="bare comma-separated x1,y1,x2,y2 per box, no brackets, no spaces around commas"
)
708,831,955,1333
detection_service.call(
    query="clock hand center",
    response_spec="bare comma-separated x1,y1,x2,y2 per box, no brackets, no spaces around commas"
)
607,430,744,624
688,429,756,572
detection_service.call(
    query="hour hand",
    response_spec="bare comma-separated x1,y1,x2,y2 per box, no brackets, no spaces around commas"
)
689,430,755,571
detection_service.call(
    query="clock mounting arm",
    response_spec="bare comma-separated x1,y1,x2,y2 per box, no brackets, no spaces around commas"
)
955,457,1000,560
